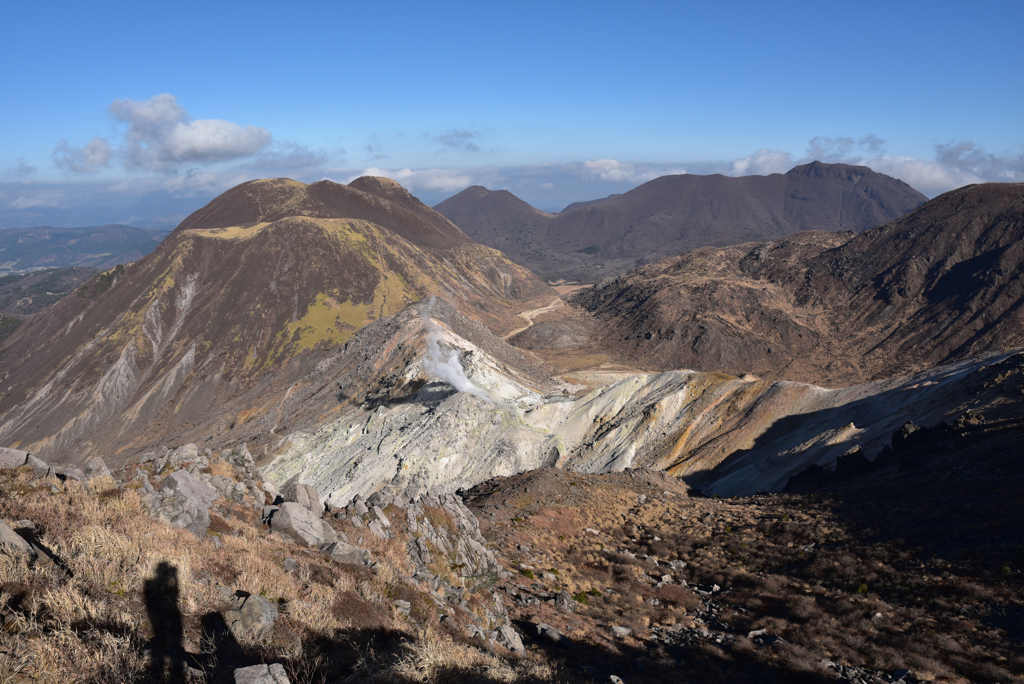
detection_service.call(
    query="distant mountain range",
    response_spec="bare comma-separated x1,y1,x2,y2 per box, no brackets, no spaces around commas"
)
565,182,1024,386
0,224,169,275
436,162,927,282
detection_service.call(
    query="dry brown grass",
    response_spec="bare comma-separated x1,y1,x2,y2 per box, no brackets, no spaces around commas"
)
0,466,568,683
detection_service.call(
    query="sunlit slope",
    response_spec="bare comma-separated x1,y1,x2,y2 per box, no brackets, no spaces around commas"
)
0,179,552,464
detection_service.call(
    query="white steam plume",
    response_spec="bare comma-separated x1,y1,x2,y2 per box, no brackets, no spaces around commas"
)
420,297,493,403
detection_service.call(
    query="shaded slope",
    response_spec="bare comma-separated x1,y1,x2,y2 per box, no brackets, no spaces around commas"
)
436,163,925,282
0,178,552,463
434,186,555,267
572,182,1024,386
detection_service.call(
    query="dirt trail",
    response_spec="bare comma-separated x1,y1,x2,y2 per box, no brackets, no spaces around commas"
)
502,297,563,340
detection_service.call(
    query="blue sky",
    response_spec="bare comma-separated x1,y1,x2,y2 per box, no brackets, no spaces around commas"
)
2,0,1022,224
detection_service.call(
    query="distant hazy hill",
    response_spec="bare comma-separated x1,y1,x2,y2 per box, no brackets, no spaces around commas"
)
569,182,1024,386
0,224,167,275
437,162,927,282
0,267,98,344
0,177,552,463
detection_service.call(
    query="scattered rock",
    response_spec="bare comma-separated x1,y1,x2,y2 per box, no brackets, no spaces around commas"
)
555,591,578,613
611,625,632,638
54,467,87,483
535,622,571,646
282,476,321,513
26,455,54,479
145,469,220,535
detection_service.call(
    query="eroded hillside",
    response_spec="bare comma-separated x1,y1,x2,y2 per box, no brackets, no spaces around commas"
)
569,183,1024,386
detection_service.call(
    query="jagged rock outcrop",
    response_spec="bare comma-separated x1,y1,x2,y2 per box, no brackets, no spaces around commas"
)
135,443,267,534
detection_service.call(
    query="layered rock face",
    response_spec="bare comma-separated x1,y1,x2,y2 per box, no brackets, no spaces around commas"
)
259,296,1024,500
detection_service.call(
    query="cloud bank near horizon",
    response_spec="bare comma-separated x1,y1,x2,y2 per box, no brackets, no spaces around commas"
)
3,105,1023,225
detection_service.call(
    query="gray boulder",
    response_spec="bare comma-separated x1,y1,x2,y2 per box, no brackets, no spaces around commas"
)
322,540,372,566
0,447,28,469
0,519,36,562
167,443,200,469
269,502,327,546
82,456,112,480
556,591,578,613
282,476,321,513
234,664,290,684
224,594,279,643
54,467,87,483
26,455,54,479
498,624,525,652
145,470,219,535
535,622,571,646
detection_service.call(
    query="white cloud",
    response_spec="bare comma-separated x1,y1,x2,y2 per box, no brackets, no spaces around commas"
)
344,167,476,192
52,137,113,173
581,159,684,183
731,149,793,176
53,94,272,174
9,191,65,209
